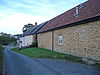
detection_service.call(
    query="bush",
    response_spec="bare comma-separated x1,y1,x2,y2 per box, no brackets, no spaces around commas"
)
29,43,37,47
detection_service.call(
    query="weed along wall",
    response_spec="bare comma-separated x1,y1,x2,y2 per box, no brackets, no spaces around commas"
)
38,20,100,61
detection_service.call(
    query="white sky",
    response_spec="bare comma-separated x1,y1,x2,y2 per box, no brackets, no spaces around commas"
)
0,0,87,35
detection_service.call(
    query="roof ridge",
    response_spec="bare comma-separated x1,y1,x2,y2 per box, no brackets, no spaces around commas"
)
38,0,100,33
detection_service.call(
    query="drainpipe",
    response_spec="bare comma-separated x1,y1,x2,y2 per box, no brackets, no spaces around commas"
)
52,30,54,51
36,34,38,47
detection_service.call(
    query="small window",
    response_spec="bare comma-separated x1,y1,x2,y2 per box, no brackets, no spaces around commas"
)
74,7,79,17
58,34,63,45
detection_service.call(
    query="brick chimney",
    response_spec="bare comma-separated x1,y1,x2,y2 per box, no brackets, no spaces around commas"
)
35,22,37,26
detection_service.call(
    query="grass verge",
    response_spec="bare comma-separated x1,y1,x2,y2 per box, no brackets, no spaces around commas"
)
11,47,82,62
0,47,4,75
11,47,100,69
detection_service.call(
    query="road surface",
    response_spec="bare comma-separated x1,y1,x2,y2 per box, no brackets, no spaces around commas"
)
4,45,100,75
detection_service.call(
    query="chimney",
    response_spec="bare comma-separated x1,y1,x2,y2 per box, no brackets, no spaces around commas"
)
35,22,37,26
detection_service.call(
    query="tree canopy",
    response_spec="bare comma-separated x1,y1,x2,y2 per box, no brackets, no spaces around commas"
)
22,23,34,33
0,32,17,46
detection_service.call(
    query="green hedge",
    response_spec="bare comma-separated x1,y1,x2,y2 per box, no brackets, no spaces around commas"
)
0,47,4,75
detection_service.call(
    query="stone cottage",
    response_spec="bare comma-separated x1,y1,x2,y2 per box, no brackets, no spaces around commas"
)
19,22,47,48
37,0,100,61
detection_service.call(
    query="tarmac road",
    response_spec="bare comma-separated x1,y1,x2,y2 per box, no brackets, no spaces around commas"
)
4,45,100,75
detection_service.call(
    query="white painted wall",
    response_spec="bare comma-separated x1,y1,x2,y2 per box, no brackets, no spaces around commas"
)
24,35,33,47
19,37,25,48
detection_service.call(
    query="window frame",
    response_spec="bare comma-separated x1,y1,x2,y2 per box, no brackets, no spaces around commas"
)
58,34,63,45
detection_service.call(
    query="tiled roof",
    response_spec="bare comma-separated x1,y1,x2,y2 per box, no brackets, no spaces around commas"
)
23,22,47,36
38,0,100,33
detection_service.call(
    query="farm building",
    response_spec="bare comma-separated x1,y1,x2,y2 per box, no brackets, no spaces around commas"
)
37,0,100,61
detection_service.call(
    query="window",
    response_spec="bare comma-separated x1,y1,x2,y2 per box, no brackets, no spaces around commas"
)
74,7,79,17
58,34,63,45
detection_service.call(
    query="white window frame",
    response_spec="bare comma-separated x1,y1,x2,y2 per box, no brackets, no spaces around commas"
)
58,34,63,45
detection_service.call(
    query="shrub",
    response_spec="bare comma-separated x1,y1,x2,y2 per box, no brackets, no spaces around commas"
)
29,42,37,47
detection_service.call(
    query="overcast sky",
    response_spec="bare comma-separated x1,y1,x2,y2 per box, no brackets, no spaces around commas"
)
0,0,87,35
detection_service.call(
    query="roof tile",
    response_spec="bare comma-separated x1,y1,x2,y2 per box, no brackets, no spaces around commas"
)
23,22,47,36
38,0,100,33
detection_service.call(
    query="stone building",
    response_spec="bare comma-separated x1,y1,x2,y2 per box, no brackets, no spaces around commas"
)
19,22,47,48
37,0,100,61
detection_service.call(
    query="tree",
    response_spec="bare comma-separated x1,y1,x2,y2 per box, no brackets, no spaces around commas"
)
0,32,17,46
22,23,34,32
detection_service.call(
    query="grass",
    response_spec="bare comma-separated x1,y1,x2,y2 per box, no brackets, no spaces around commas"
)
93,63,100,69
11,47,82,63
0,47,4,75
11,47,100,69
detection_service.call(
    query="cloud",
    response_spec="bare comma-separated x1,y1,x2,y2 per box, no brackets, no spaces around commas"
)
0,0,87,34
0,12,50,34
0,0,87,16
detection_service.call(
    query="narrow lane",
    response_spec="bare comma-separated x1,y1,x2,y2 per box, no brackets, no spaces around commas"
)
4,46,100,75
4,46,60,75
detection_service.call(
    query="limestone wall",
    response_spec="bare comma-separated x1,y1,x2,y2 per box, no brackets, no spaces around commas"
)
37,31,52,50
53,26,79,55
78,21,100,60
53,20,100,61
38,20,100,61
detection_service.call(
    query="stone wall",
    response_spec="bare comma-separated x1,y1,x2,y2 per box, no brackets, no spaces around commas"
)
53,26,79,55
38,20,100,61
38,31,52,50
24,35,34,46
32,34,37,44
78,20,100,60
